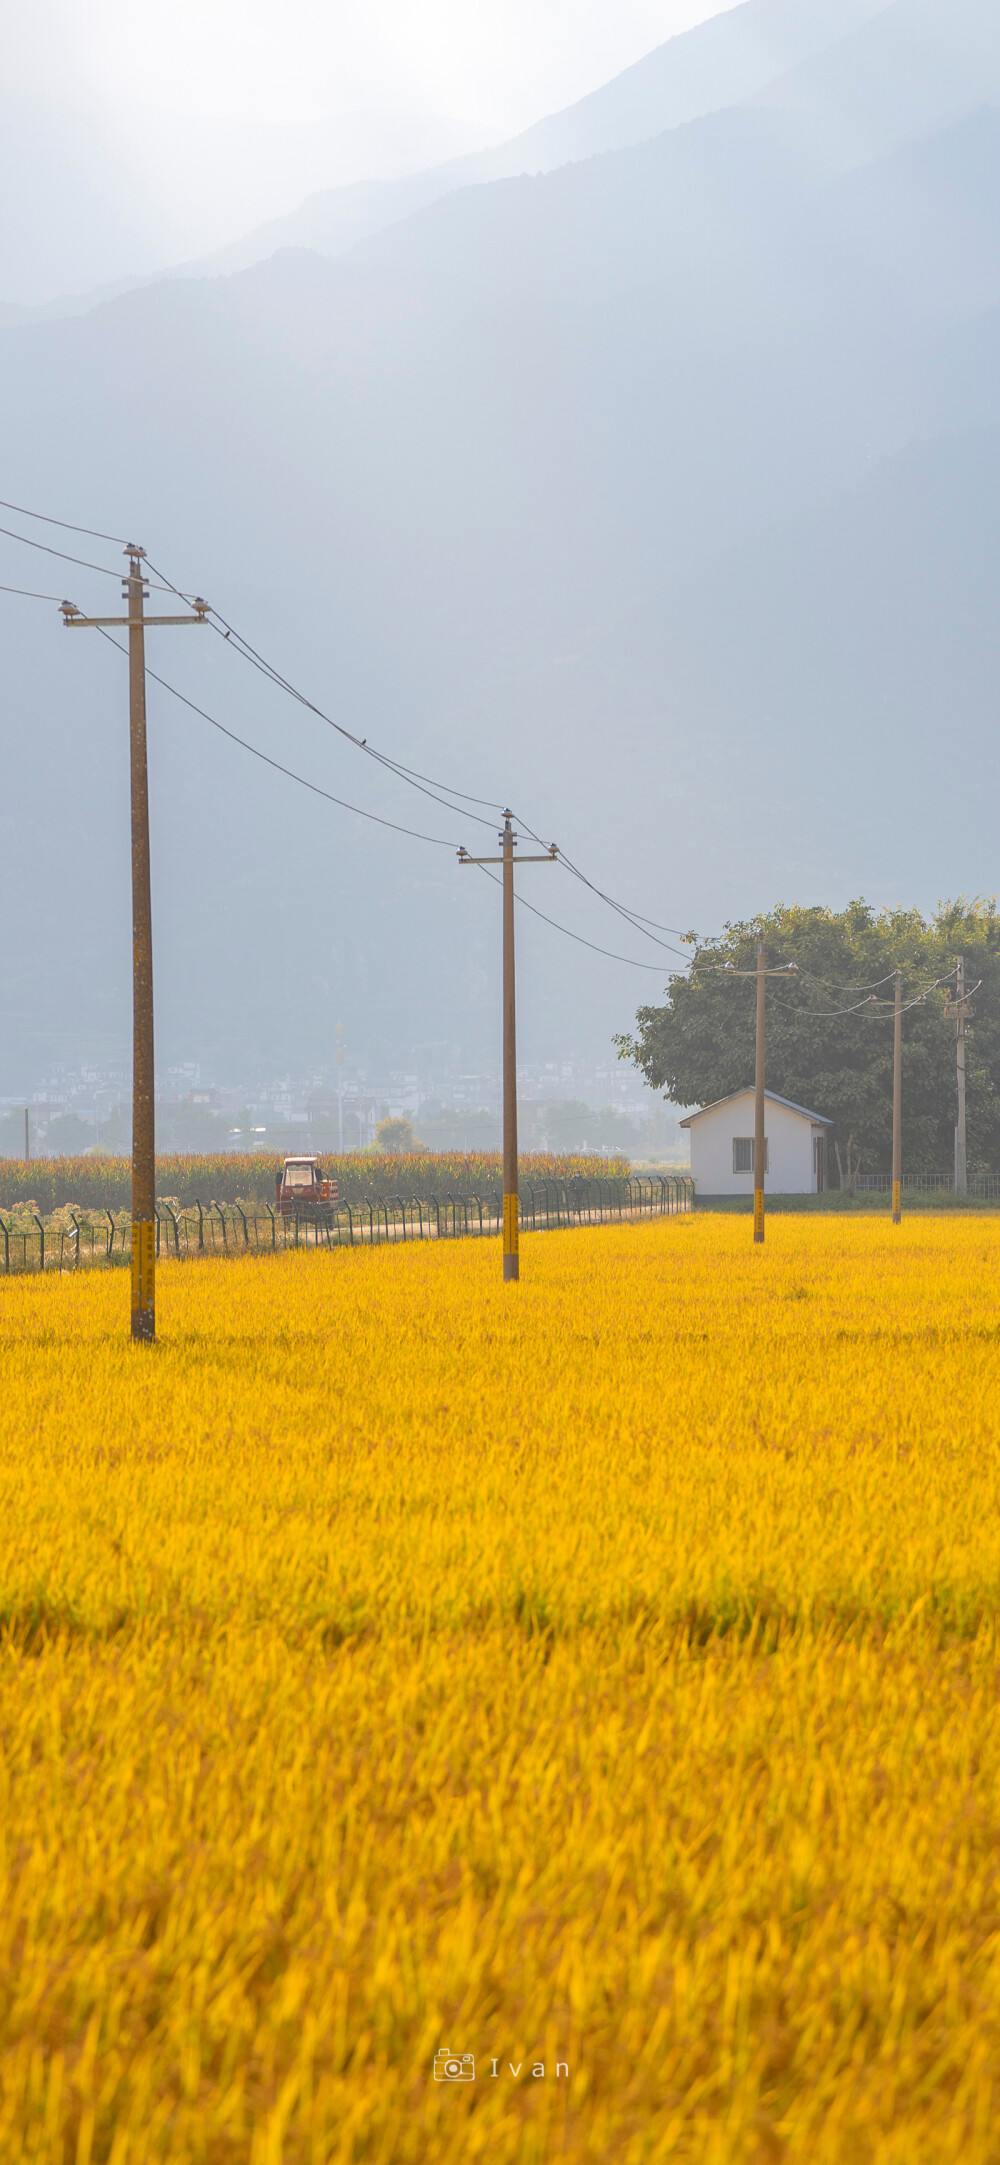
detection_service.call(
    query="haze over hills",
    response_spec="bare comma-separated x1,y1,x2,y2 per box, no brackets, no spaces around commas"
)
1,0,889,323
0,93,489,320
1,0,999,1091
171,0,890,283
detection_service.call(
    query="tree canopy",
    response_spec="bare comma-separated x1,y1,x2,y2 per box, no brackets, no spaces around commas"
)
616,900,1000,1178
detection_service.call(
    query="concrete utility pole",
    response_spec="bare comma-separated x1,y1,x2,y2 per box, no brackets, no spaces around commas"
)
24,1107,29,1165
892,967,902,1225
459,813,557,1281
63,550,207,1342
754,936,766,1244
722,941,798,1244
955,954,968,1197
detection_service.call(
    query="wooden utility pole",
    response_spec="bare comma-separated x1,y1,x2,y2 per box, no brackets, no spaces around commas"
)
63,550,207,1341
955,954,968,1197
459,813,557,1281
754,935,766,1244
892,967,902,1224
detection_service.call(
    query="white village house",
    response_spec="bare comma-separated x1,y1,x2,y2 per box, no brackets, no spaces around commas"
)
680,1090,834,1199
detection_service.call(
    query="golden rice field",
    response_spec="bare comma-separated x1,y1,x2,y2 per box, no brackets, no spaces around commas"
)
3,1214,1000,2163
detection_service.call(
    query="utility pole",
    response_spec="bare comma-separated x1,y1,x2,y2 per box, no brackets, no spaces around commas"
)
24,1107,29,1165
892,967,902,1224
754,936,766,1244
722,942,798,1243
955,955,967,1197
459,813,557,1280
63,550,207,1342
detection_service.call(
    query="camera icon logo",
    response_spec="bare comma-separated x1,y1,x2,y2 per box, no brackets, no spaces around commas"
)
434,2050,475,2082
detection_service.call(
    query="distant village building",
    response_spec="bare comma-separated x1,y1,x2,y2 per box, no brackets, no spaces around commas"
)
680,1090,834,1199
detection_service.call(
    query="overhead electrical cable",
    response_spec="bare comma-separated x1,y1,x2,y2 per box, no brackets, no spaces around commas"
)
771,973,958,1020
147,549,721,945
0,579,69,603
473,865,672,971
795,970,898,996
0,496,130,545
92,629,459,848
0,522,126,582
143,556,504,828
511,811,696,946
100,625,682,965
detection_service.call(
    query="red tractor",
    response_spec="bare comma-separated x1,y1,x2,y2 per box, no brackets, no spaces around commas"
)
276,1156,339,1219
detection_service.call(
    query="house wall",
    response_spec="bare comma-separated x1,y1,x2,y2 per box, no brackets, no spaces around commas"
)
688,1096,827,1196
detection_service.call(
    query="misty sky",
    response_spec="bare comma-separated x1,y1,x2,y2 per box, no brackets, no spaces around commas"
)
10,0,728,132
2,0,733,297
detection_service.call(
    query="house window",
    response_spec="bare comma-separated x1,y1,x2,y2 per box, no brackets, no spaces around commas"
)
733,1137,769,1174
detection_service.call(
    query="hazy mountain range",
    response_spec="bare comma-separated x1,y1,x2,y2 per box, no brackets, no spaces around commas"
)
2,0,999,1089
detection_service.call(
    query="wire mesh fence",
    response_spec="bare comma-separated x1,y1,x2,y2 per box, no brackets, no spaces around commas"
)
853,1174,1000,1198
0,1176,693,1274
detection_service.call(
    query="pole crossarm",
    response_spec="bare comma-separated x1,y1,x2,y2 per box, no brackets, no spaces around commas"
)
721,964,798,978
62,611,208,628
458,848,558,865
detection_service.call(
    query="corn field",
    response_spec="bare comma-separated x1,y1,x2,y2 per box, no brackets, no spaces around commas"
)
0,1148,632,1214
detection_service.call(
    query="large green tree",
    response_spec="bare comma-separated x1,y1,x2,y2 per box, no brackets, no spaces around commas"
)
617,900,1000,1178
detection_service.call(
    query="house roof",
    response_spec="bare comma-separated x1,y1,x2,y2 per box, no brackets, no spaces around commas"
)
679,1089,833,1129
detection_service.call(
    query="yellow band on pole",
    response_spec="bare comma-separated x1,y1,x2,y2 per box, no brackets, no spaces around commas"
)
753,1188,765,1241
131,1220,155,1314
503,1192,519,1255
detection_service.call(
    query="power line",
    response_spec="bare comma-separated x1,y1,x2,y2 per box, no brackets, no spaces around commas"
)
0,522,125,582
112,624,691,954
474,864,669,970
146,549,719,947
797,969,898,995
0,496,129,545
0,520,200,599
0,563,692,955
770,974,956,1020
93,628,459,848
512,812,696,949
143,556,503,828
0,578,68,603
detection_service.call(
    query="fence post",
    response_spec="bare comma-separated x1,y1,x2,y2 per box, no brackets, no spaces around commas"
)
430,1194,440,1239
70,1210,83,1268
33,1212,45,1272
235,1203,249,1249
195,1200,205,1252
0,1216,8,1273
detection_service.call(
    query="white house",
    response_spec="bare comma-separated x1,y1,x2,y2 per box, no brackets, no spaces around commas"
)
680,1090,834,1198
